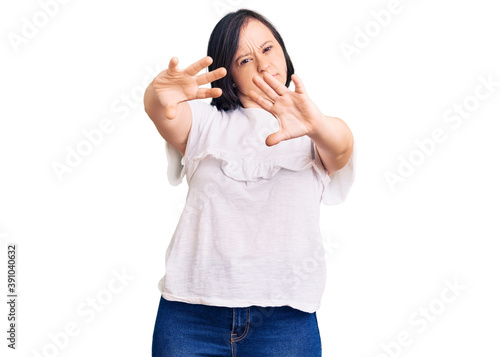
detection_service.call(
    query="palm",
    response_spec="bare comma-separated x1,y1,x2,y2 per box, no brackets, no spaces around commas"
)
271,96,319,141
152,56,226,119
154,67,198,104
248,73,325,146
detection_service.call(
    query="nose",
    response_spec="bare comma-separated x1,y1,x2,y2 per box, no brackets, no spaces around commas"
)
257,56,270,73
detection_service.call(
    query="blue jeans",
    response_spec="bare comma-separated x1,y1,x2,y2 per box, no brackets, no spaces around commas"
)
152,295,322,356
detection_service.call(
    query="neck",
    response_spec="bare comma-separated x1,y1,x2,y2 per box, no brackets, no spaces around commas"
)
238,93,261,109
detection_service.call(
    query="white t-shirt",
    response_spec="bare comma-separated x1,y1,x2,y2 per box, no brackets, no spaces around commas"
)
157,99,356,313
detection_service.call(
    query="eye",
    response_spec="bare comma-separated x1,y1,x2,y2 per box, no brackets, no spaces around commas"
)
240,58,250,65
263,46,272,53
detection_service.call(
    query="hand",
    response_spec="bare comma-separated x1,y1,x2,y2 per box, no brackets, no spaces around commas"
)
248,73,326,146
152,56,227,119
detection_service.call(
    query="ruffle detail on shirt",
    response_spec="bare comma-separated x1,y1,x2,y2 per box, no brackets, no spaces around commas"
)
311,139,357,205
182,148,317,183
165,141,186,186
166,137,356,206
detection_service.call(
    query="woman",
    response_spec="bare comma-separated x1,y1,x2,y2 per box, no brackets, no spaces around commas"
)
144,8,356,356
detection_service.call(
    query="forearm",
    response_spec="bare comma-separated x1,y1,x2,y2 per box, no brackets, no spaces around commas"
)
144,82,168,124
308,115,354,176
143,82,192,155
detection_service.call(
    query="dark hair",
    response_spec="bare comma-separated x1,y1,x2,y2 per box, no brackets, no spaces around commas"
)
207,9,294,111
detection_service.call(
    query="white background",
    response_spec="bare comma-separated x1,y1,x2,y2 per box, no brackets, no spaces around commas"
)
1,0,499,356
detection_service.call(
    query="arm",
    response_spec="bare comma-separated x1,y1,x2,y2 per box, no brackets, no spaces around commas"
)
143,56,226,157
144,83,191,157
308,115,354,177
247,72,354,177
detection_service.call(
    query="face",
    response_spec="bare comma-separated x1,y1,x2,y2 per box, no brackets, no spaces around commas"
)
230,19,288,108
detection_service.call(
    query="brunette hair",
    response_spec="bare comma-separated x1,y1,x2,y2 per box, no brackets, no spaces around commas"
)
207,9,294,111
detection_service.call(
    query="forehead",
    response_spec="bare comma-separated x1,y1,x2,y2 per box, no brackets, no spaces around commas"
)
237,19,275,49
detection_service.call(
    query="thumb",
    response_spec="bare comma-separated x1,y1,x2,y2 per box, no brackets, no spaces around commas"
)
292,74,307,94
165,104,177,120
265,130,285,147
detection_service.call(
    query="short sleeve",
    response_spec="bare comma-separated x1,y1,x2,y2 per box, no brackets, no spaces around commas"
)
165,100,215,186
313,138,357,205
165,141,184,186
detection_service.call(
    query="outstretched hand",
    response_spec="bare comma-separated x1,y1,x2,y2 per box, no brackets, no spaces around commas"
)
152,56,227,119
248,73,326,146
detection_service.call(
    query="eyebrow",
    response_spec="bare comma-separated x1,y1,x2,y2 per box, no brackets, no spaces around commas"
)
234,40,272,63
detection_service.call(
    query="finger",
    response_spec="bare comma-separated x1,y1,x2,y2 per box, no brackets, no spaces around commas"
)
165,104,177,120
291,74,307,94
265,130,286,147
252,75,279,101
196,67,227,86
248,89,274,112
185,56,213,76
168,57,179,71
262,72,288,96
196,88,223,99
